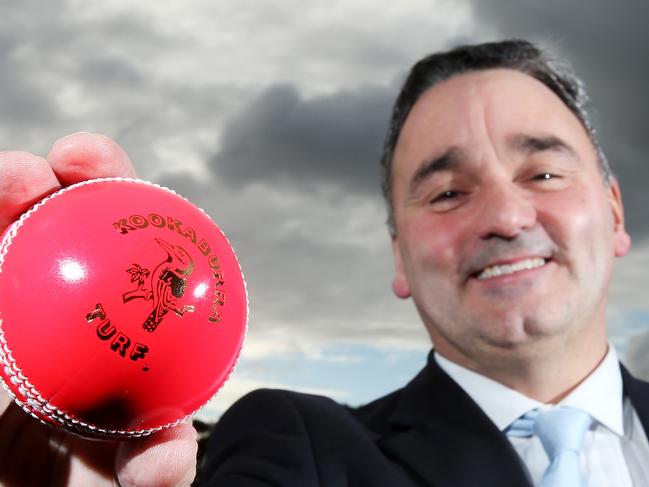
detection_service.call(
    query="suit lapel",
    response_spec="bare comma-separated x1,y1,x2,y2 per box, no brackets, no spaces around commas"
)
378,352,532,487
621,364,649,431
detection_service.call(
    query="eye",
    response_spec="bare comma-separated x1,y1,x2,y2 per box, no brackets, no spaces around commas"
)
533,172,558,181
431,190,459,203
428,189,466,211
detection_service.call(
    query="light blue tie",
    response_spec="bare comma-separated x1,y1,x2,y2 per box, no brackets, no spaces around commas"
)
507,407,593,487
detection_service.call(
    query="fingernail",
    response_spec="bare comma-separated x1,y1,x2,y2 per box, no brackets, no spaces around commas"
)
54,131,92,144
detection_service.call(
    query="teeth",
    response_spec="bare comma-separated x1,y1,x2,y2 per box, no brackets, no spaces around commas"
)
477,258,546,281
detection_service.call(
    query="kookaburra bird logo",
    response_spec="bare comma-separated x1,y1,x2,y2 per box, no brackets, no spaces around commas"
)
123,238,196,332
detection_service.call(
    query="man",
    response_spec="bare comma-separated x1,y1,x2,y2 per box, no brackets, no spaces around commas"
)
197,40,649,486
0,39,646,486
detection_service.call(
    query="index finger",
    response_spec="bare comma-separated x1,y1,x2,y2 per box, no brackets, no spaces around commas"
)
47,132,137,186
0,152,61,233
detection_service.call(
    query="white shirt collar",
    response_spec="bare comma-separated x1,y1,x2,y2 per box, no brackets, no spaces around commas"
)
434,345,624,436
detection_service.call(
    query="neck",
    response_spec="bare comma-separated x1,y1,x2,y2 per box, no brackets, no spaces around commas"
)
435,327,609,404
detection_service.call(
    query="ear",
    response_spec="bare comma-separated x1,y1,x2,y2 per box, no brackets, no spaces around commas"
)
608,178,631,257
391,236,411,299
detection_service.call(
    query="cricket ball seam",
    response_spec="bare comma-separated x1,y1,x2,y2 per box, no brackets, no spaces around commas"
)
0,177,249,438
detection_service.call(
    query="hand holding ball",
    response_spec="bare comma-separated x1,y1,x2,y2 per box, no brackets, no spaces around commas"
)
0,178,247,438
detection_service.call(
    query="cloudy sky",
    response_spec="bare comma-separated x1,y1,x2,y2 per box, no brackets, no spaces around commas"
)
3,0,649,420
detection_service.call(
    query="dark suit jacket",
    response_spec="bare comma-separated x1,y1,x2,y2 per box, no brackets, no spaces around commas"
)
198,351,649,486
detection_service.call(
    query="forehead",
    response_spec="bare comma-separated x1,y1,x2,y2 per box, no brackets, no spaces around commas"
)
392,69,594,176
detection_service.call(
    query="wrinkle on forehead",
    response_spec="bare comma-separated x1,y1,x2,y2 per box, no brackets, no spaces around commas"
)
392,69,596,201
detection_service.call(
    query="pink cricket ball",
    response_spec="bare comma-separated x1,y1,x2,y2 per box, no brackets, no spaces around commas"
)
0,178,248,438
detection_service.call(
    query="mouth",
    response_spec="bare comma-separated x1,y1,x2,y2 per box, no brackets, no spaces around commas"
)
473,257,550,281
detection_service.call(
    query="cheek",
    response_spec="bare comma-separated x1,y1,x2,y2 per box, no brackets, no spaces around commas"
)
400,214,467,273
538,186,614,257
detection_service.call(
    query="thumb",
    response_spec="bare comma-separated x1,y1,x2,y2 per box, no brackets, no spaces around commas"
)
115,422,198,487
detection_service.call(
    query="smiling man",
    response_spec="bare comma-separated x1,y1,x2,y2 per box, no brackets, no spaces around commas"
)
389,67,628,403
199,40,649,486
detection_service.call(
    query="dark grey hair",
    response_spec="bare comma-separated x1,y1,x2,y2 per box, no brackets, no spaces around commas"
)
380,39,611,235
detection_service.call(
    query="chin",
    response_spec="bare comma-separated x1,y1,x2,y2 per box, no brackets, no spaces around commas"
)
475,312,569,346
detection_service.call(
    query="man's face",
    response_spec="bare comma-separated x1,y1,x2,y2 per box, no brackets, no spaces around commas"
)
390,69,630,367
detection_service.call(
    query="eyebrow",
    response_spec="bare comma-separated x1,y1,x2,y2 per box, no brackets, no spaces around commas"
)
407,134,581,197
408,147,462,196
510,134,579,160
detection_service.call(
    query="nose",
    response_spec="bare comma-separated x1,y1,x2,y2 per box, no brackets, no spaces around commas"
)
475,182,537,240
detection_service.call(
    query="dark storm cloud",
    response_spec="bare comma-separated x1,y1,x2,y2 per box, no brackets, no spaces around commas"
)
210,83,397,195
0,32,60,126
1,2,169,87
0,0,183,145
0,0,242,182
470,0,649,238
